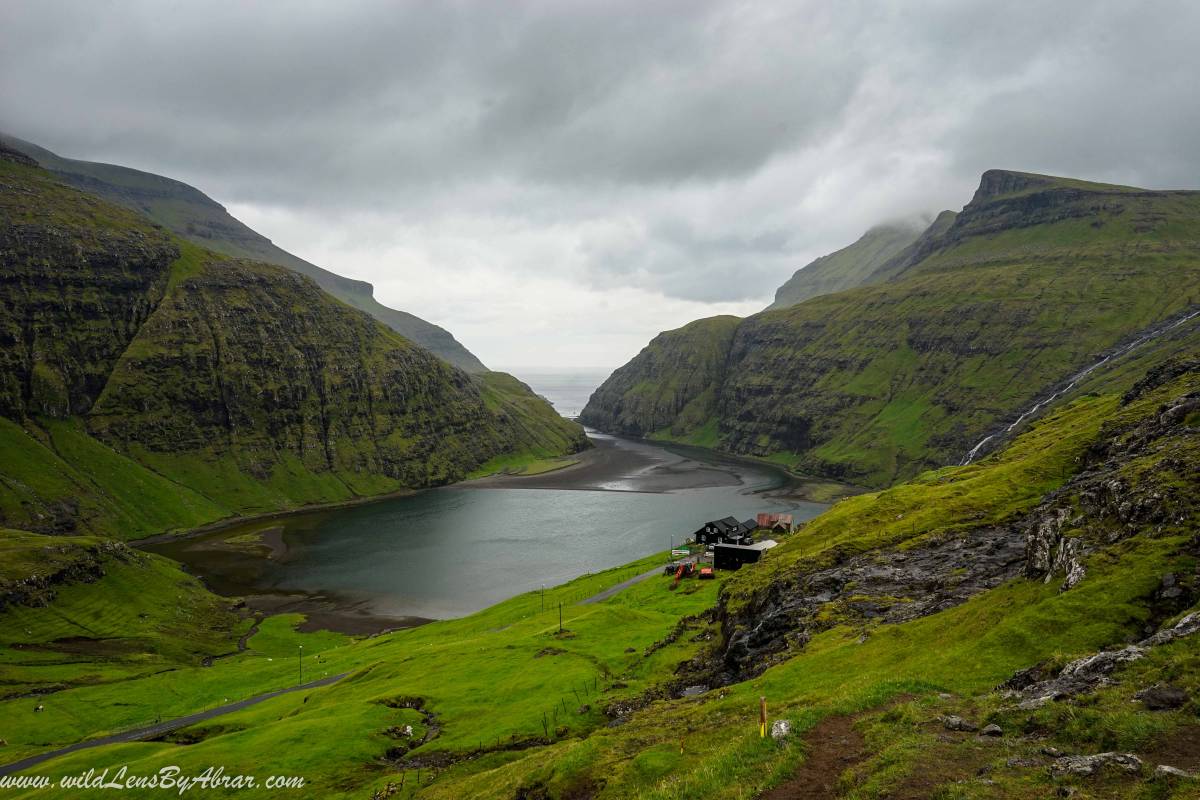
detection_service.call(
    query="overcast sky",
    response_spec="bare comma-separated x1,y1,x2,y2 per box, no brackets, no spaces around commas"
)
3,1,1199,369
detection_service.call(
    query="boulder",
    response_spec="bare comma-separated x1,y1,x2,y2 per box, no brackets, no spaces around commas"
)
980,724,1003,737
770,719,792,740
1155,765,1195,779
1135,684,1188,711
1049,752,1142,777
941,715,979,732
1140,612,1200,647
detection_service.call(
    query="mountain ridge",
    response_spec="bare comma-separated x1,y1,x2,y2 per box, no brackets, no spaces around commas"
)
582,168,1200,486
0,148,585,539
0,132,488,372
767,221,923,310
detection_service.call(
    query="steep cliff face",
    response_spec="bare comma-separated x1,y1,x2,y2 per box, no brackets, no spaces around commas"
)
90,251,510,488
579,315,740,442
0,151,584,538
0,152,179,418
0,132,487,372
767,222,921,310
584,170,1200,486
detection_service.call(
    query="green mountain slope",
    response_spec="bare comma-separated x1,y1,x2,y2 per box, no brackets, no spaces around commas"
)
0,148,585,539
2,358,1194,799
0,132,487,372
767,222,922,310
583,170,1200,487
580,315,740,443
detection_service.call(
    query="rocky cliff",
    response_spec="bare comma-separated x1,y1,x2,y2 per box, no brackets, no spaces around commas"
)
584,170,1200,486
0,132,487,372
698,359,1200,686
579,315,740,442
0,148,585,538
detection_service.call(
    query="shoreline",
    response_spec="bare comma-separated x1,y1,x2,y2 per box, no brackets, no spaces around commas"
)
140,430,850,636
135,430,835,550
133,487,421,548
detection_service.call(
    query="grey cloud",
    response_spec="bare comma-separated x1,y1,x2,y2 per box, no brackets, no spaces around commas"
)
3,0,1200,333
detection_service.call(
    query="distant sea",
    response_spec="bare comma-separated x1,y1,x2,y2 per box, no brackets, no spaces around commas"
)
503,368,614,419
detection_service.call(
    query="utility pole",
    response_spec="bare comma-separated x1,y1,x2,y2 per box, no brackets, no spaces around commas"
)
541,584,545,612
298,644,303,685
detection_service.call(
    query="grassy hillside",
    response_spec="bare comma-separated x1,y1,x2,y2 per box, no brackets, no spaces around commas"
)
0,148,585,540
767,222,922,310
2,359,1194,798
0,530,245,699
0,132,487,372
584,170,1200,487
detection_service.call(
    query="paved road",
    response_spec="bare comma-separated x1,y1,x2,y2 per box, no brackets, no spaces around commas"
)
0,673,349,777
580,564,676,605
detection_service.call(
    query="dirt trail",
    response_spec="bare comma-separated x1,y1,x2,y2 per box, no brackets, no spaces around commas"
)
759,714,868,800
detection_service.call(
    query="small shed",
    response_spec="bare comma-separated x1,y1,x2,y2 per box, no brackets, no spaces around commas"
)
713,539,778,570
756,512,795,533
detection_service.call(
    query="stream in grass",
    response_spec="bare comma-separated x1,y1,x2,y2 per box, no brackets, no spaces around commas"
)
147,432,827,632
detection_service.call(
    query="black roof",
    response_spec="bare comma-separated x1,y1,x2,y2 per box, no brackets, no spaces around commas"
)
702,517,739,533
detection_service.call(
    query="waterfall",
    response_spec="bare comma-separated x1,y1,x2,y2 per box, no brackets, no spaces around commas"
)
960,308,1200,465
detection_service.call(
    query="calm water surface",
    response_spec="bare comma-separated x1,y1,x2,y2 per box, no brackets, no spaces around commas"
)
150,371,825,625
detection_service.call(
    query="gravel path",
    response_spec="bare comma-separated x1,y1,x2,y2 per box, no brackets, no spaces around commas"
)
579,564,675,605
0,673,349,777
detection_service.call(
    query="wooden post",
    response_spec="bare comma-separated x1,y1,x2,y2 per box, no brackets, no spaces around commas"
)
558,603,563,633
759,696,767,738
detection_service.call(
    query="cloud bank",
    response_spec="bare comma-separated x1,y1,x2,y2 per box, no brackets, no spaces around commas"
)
3,0,1198,366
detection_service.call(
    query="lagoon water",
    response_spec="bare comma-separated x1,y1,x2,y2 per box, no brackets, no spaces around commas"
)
150,371,826,627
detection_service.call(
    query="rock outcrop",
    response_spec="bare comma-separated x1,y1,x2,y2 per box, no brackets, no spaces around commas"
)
1002,612,1200,709
689,362,1200,687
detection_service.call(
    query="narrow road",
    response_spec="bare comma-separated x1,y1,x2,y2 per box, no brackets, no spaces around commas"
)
580,564,675,605
0,673,349,777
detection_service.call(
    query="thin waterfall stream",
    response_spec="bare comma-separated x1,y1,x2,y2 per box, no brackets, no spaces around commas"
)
961,307,1199,465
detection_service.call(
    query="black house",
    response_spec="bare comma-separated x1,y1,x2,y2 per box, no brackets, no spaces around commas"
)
693,517,759,546
713,539,778,570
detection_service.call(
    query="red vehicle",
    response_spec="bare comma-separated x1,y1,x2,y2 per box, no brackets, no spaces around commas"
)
698,566,715,580
669,562,697,590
